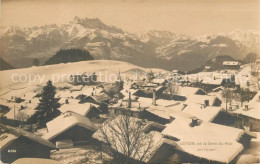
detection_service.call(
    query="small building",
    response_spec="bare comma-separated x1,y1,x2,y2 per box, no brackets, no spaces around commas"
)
133,86,167,98
109,92,146,118
251,59,260,79
182,103,222,122
233,91,260,132
43,112,97,147
58,103,102,119
79,93,111,105
178,87,207,97
223,61,241,70
0,125,55,163
152,78,167,86
185,94,222,107
144,105,171,124
69,72,97,85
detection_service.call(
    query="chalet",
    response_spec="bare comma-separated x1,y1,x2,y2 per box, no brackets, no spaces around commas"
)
131,81,146,89
178,87,207,96
182,103,222,122
144,105,171,124
172,70,180,74
152,78,167,86
223,61,241,70
201,77,223,91
233,91,260,132
133,86,167,98
185,94,222,107
251,59,260,78
109,92,146,118
43,112,97,147
79,93,111,105
120,89,139,101
161,117,253,163
0,125,55,163
69,72,97,85
58,103,102,119
212,86,225,92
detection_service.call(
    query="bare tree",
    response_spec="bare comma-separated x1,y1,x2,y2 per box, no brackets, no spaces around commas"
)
94,114,156,163
221,88,235,111
167,82,179,99
15,111,29,127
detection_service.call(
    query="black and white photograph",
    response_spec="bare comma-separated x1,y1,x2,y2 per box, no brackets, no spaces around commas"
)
0,0,259,163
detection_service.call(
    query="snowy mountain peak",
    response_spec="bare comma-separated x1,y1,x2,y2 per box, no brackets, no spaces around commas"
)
69,16,123,33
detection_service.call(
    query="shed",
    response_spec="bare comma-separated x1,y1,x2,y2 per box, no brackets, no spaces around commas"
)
0,125,55,163
43,112,97,145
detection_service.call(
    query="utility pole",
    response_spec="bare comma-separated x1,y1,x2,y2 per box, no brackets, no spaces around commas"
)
14,105,16,119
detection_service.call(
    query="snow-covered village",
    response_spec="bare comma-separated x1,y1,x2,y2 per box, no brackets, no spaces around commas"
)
0,0,260,163
0,58,259,163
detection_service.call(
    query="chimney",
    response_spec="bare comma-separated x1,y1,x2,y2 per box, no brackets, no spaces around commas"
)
128,92,132,108
152,89,156,105
190,118,198,127
65,99,69,104
245,105,249,111
91,92,94,96
204,100,209,107
138,103,141,109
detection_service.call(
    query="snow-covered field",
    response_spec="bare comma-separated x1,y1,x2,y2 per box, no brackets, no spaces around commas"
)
0,60,168,91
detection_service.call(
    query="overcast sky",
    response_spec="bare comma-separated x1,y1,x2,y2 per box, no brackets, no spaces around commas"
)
1,0,259,36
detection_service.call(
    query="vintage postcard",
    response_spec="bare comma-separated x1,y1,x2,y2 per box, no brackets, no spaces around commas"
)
0,0,259,163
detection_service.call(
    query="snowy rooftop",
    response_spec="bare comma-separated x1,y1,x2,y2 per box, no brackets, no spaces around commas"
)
184,95,221,107
43,112,97,140
177,87,207,96
182,103,222,122
0,125,55,149
58,103,100,116
162,117,245,163
233,91,260,120
0,133,18,151
223,61,240,66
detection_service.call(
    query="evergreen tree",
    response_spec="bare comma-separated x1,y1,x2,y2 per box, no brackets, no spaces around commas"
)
33,80,60,127
44,48,94,65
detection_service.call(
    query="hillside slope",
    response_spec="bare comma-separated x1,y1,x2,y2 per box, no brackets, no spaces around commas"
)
0,60,167,90
0,58,15,71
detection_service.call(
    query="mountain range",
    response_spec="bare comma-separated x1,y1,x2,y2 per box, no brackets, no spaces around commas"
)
0,16,259,71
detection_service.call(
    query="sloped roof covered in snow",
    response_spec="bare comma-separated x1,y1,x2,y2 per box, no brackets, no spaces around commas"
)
0,125,55,150
152,78,167,84
185,95,221,106
182,103,222,122
178,87,207,97
43,112,97,140
233,91,260,120
0,133,18,151
92,93,111,102
162,117,245,163
58,103,100,116
223,61,240,66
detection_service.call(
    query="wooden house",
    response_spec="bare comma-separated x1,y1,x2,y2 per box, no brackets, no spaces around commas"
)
233,91,260,132
223,61,241,70
0,125,55,163
58,103,102,119
43,112,97,147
